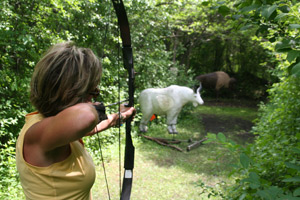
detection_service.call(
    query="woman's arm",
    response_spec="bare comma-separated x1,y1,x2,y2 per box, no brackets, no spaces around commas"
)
25,103,99,152
86,106,136,136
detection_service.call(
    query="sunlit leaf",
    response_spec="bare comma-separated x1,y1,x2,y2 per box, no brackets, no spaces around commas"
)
261,5,277,19
291,62,300,77
289,24,300,29
283,176,300,182
285,162,300,171
217,132,226,142
240,4,260,13
287,50,300,63
202,1,209,6
274,13,289,21
218,5,231,16
294,187,300,197
257,190,272,199
275,39,292,52
291,147,300,154
240,153,250,169
240,24,253,30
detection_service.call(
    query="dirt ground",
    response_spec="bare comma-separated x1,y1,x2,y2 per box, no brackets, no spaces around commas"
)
202,113,255,143
201,99,257,143
204,98,259,108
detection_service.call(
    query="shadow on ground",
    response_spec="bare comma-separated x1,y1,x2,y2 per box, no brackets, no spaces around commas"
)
202,113,255,143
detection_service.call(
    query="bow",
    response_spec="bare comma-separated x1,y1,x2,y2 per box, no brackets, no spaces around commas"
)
111,0,135,199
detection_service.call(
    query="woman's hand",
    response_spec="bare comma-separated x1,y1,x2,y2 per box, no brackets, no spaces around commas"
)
86,104,136,136
108,104,136,128
119,104,136,121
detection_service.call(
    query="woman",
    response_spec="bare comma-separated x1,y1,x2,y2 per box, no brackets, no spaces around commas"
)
16,42,136,199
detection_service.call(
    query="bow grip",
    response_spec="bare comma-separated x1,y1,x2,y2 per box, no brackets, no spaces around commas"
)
93,103,108,123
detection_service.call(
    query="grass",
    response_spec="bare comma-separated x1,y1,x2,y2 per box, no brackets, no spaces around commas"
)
197,103,258,121
92,138,231,200
91,102,259,200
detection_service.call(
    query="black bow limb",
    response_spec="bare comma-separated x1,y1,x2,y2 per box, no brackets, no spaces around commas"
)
111,0,135,200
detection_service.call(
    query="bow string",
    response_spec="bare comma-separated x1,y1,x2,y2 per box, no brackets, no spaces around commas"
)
111,0,135,199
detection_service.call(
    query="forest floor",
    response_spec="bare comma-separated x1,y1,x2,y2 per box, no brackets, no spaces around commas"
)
92,98,259,200
202,99,257,144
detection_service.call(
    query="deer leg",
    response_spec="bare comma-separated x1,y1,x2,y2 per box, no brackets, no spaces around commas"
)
167,111,179,134
167,125,174,134
171,124,178,134
139,113,152,132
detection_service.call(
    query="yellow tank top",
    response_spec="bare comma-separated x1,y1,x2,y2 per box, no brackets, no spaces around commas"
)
16,112,96,200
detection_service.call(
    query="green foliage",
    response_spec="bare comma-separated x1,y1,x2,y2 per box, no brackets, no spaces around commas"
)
235,0,300,78
202,1,300,198
203,74,300,199
129,0,180,89
1,0,300,199
196,179,227,199
208,2,300,197
205,127,300,199
0,139,24,199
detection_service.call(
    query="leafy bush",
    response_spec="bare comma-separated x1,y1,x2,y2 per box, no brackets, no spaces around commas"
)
0,70,30,199
0,139,24,199
213,1,300,198
204,75,300,199
235,76,300,200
